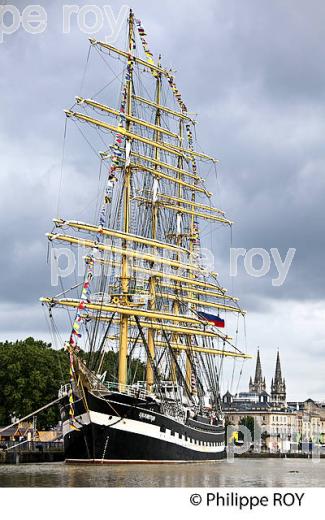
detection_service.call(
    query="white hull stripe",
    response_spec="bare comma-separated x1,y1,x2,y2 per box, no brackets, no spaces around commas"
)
63,411,225,454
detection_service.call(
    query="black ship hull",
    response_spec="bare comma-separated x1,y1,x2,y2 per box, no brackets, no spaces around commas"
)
60,389,226,462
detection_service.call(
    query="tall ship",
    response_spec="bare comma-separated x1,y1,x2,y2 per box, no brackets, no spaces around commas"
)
41,9,249,462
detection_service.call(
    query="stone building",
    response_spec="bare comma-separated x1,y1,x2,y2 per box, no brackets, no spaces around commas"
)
0,421,34,443
222,350,325,451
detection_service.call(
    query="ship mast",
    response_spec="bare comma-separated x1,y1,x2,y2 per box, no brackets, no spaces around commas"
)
185,164,198,393
170,119,184,383
118,9,134,388
146,57,162,391
41,11,252,402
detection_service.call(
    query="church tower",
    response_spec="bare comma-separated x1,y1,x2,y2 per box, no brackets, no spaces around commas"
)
249,349,266,394
271,350,286,404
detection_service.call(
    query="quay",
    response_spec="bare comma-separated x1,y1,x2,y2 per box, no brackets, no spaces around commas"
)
235,451,325,458
0,441,64,464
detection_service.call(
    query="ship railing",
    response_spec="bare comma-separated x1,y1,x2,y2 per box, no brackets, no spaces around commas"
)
104,381,151,400
58,383,71,398
1,440,63,452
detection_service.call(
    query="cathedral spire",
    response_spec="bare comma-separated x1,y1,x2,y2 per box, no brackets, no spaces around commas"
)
274,350,282,384
254,349,262,383
271,349,286,404
249,348,266,394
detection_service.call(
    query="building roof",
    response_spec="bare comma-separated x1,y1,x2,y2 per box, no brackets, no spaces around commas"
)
223,390,233,397
223,402,272,412
0,426,19,437
223,400,294,413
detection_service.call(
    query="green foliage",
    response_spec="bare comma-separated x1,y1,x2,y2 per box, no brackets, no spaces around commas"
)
0,337,69,429
0,337,146,430
239,416,256,440
83,349,146,383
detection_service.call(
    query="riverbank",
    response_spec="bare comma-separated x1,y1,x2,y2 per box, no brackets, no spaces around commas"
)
1,451,323,464
0,450,64,464
235,452,325,458
0,450,325,466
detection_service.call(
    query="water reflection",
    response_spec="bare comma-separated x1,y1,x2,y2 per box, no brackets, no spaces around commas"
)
0,459,324,487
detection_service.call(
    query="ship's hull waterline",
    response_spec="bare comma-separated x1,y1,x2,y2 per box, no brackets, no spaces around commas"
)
60,390,226,463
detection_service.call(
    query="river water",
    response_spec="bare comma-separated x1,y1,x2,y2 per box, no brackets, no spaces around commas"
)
0,459,325,487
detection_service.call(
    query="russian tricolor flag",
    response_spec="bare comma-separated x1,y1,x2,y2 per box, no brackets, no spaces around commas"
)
197,311,225,328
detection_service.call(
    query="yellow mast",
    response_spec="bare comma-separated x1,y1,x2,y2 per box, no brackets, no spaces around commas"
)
185,126,200,393
118,9,134,387
146,57,162,391
185,188,195,388
170,120,184,383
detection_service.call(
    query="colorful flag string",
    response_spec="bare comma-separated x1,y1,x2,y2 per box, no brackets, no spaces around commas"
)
135,18,154,66
135,18,188,112
68,257,94,351
68,351,80,430
167,75,188,113
192,220,201,262
65,63,133,358
66,258,94,430
106,70,129,183
185,123,197,175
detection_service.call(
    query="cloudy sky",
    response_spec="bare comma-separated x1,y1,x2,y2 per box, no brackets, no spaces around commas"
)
1,0,325,400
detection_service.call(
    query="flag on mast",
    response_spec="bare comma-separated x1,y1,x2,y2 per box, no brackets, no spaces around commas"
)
197,311,225,328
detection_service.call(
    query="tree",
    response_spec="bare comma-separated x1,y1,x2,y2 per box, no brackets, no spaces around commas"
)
0,338,147,429
239,416,255,441
83,350,146,383
0,337,69,428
